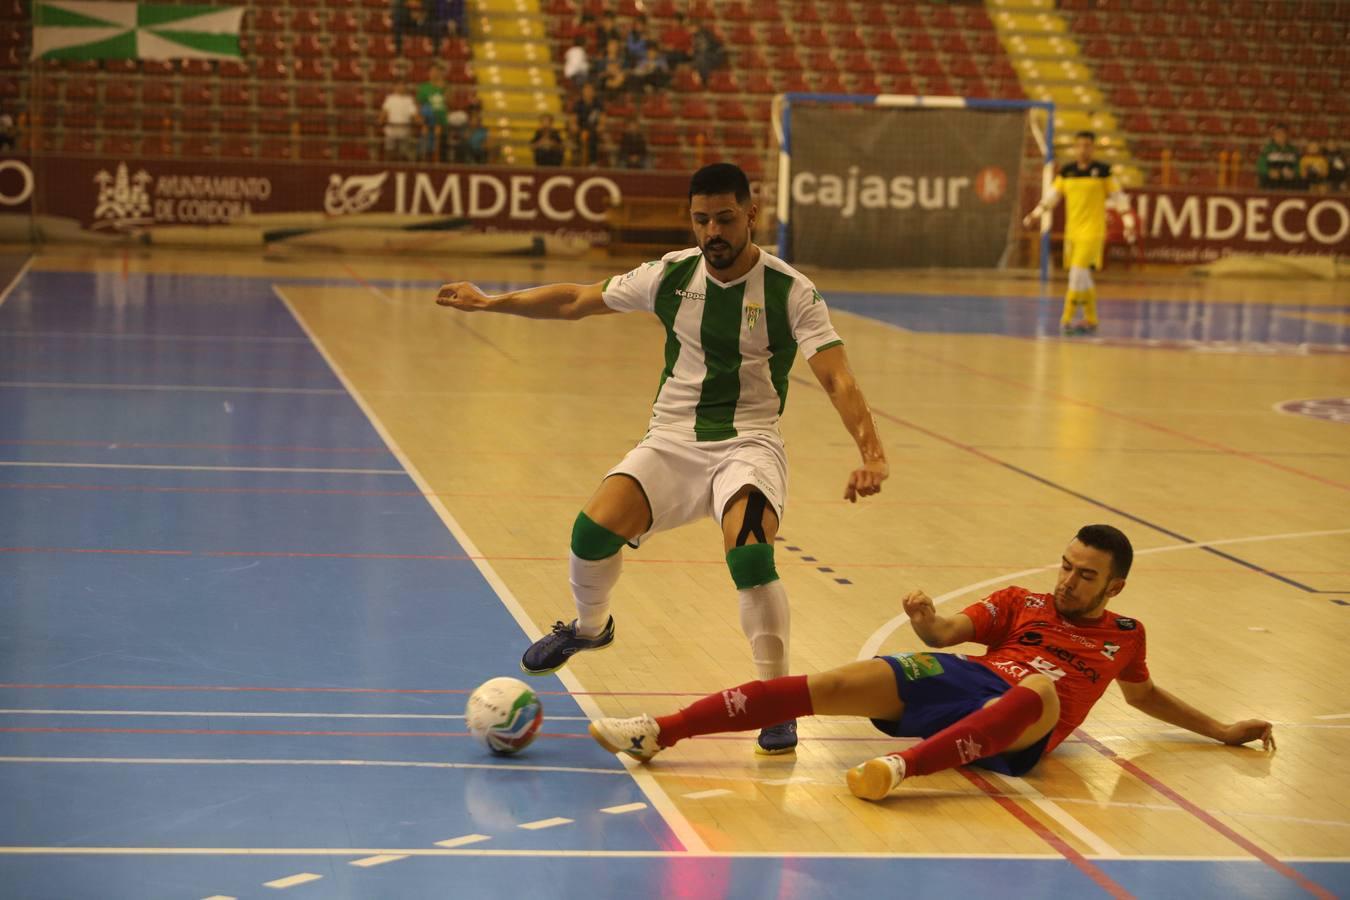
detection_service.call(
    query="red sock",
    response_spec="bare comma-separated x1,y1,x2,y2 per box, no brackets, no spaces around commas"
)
897,685,1044,776
655,675,813,748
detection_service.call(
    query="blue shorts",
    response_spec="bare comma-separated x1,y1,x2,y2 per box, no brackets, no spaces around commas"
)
870,652,1051,777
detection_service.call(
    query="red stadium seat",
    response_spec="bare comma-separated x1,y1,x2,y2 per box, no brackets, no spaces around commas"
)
219,83,252,106
259,84,290,107
141,80,174,104
332,58,365,82
743,70,775,94
180,82,213,106
295,59,327,80
252,8,285,31
679,96,712,120
295,85,328,108
141,134,175,156
816,72,848,93
102,135,139,156
330,11,360,33
806,49,838,73
293,34,325,58
338,142,373,162
867,31,899,52
104,79,137,104
259,137,294,160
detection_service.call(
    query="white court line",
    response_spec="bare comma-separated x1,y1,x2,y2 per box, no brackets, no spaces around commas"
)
858,527,1350,660
518,817,573,831
0,329,311,344
0,709,591,722
0,756,626,777
682,789,732,800
275,285,709,854
988,773,1120,858
0,256,33,311
263,872,321,888
1314,713,1350,720
600,803,648,815
201,895,236,900
0,461,405,475
0,846,1344,862
349,854,407,867
434,835,491,849
0,380,345,395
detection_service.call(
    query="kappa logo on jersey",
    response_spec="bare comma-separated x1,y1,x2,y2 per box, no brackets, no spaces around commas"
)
1018,631,1044,647
745,303,763,330
1101,642,1120,661
1115,617,1137,631
675,288,706,301
1023,596,1047,609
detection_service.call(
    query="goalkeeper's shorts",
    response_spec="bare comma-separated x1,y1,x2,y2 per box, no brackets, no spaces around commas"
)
1063,236,1104,271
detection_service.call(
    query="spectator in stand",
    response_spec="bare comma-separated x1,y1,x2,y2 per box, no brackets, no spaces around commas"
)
1300,141,1330,194
379,79,422,161
599,59,631,101
633,46,670,93
392,0,428,56
618,118,648,169
564,38,590,90
427,0,465,41
595,10,622,54
1257,123,1300,190
599,38,626,75
459,108,492,164
0,107,15,151
691,24,727,87
624,19,650,69
660,12,694,69
417,63,450,162
1325,139,1347,192
530,112,565,167
573,81,605,166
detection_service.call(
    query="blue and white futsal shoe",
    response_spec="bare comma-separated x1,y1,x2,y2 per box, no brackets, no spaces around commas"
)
520,616,615,675
755,720,798,755
589,714,662,761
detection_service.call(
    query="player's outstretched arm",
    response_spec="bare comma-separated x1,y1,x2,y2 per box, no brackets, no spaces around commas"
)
1118,678,1275,751
1022,186,1063,229
806,344,888,503
903,590,975,648
435,280,616,320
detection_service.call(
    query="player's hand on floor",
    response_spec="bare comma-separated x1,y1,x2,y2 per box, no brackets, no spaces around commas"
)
436,281,491,311
902,590,936,627
1222,719,1275,751
844,459,888,502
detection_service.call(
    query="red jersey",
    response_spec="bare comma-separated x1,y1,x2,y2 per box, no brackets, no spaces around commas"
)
961,586,1150,752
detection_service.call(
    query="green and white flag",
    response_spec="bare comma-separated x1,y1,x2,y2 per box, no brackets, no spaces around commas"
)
31,1,244,61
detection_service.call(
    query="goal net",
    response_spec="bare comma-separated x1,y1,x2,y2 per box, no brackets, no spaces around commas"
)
768,94,1055,277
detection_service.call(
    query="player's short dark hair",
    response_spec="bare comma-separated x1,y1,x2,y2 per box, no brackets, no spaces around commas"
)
689,163,751,203
1074,130,1096,141
1076,524,1133,580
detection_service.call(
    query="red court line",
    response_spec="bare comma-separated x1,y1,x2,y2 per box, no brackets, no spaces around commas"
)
959,768,1133,899
904,347,1350,492
1074,730,1336,900
0,726,588,739
0,439,390,455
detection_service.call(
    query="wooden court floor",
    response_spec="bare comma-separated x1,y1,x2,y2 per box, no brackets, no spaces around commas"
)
16,246,1350,881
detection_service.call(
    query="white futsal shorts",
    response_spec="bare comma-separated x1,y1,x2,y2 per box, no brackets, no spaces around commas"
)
604,429,788,546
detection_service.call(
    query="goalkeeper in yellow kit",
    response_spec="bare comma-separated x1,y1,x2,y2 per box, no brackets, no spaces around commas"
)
1023,131,1137,335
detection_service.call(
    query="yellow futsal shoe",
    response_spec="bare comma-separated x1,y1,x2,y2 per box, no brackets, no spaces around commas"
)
847,754,906,801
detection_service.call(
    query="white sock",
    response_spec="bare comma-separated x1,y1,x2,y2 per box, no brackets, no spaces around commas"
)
570,551,621,637
738,579,791,680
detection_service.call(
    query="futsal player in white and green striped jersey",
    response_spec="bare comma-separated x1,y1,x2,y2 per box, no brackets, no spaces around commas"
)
435,163,888,754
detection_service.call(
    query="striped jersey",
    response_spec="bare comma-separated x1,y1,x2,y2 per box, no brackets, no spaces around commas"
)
1053,161,1121,242
602,247,843,442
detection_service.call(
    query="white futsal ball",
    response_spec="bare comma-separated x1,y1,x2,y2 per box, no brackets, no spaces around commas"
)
466,677,544,755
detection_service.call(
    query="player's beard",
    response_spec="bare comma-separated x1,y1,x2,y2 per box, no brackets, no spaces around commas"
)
702,234,745,270
1055,583,1110,621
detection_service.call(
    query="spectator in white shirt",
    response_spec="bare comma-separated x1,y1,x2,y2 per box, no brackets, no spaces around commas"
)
379,80,421,162
563,40,590,90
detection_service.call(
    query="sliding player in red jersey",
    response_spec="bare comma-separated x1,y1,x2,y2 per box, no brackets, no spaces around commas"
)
588,524,1274,799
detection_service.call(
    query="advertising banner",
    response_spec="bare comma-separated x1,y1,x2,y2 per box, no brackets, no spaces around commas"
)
787,106,1027,268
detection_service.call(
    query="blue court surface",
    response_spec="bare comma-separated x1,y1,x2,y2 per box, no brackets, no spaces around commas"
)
1,262,1346,899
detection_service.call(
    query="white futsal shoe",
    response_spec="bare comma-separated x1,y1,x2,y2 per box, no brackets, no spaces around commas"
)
589,714,663,761
846,753,907,801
